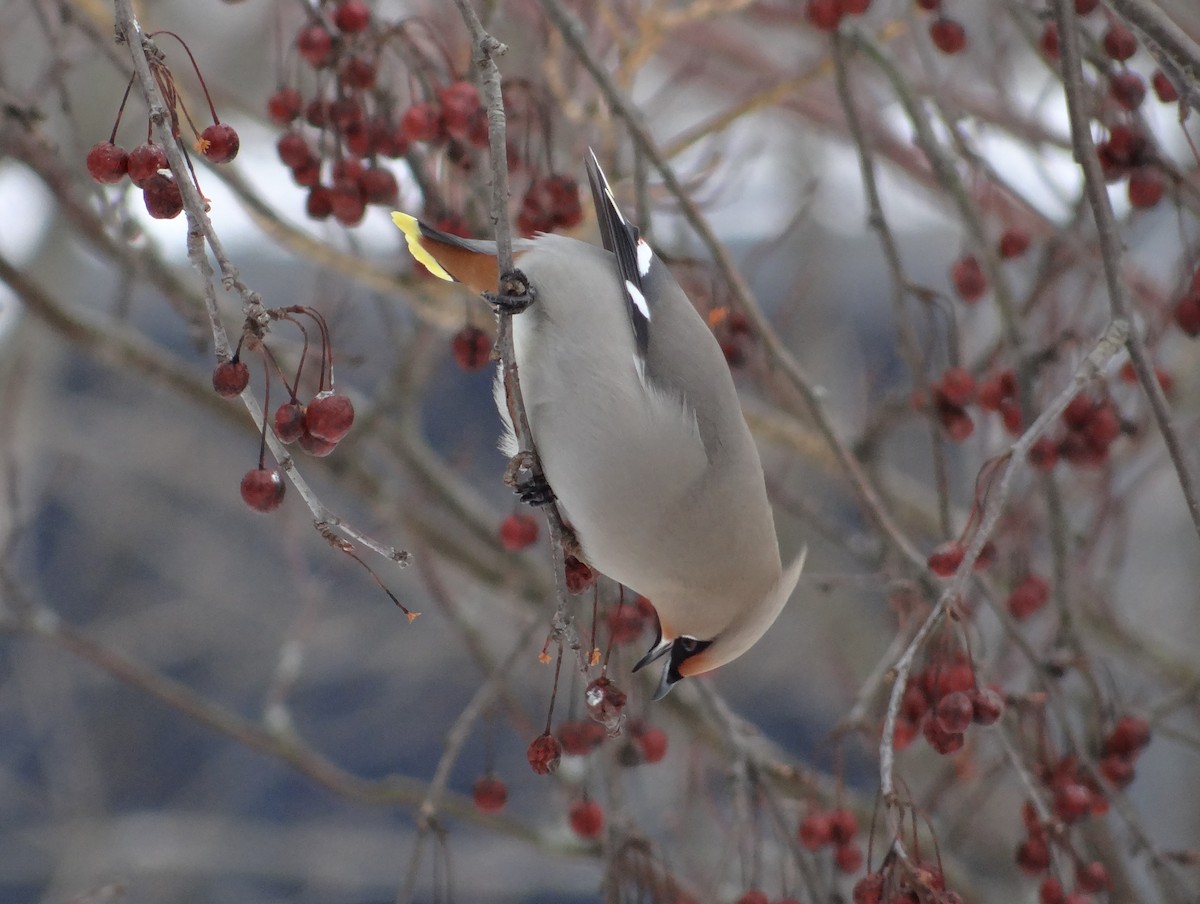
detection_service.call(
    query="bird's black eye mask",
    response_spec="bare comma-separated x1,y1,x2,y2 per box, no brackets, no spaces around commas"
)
667,635,713,683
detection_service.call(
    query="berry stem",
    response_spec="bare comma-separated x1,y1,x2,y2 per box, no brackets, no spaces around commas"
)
109,74,137,144
257,355,271,469
148,30,222,123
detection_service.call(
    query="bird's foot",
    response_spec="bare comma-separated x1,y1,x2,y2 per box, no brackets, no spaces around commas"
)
485,269,535,314
503,451,555,506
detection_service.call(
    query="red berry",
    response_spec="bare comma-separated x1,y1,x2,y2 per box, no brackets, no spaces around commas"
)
142,173,183,219
934,691,973,733
333,0,371,33
923,718,965,755
86,141,129,184
1053,783,1092,822
212,359,249,397
296,23,336,68
938,367,975,406
1127,167,1163,208
471,775,507,814
1102,23,1137,61
1007,573,1050,619
304,97,331,128
558,719,605,756
1152,70,1179,103
564,555,596,594
527,732,561,775
1028,437,1059,472
1173,292,1200,336
267,87,303,125
1074,0,1098,13
299,427,338,456
998,227,1031,259
1063,895,1094,904
1075,861,1108,893
969,686,1004,725
340,56,376,91
798,812,832,850
128,143,168,188
929,17,966,54
1016,836,1051,874
451,325,492,370
927,540,964,577
853,873,885,904
835,842,864,874
439,81,483,143
805,0,844,30
359,166,398,205
585,675,628,724
330,179,367,226
277,132,312,169
274,400,307,443
306,392,355,442
1039,23,1059,59
828,807,858,844
1109,71,1146,111
402,102,445,143
634,724,668,763
1104,715,1151,756
240,468,286,512
306,186,333,220
199,123,239,164
1039,877,1066,904
499,512,539,551
1098,753,1135,787
568,799,604,839
951,254,987,302
1062,393,1094,429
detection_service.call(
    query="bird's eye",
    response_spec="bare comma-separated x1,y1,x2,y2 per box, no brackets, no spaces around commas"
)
678,636,701,653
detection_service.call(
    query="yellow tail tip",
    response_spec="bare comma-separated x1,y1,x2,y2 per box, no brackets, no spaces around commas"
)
391,211,454,282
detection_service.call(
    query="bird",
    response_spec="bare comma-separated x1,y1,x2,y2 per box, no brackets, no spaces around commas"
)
392,151,804,698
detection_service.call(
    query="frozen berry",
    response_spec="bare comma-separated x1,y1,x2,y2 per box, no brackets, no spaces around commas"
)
306,392,355,442
142,173,183,219
199,123,239,164
471,775,507,814
86,141,129,184
128,143,168,188
499,513,539,551
585,675,628,724
527,732,561,775
212,359,249,397
934,691,974,733
929,17,966,54
299,427,338,456
241,467,285,512
568,799,604,839
274,400,306,443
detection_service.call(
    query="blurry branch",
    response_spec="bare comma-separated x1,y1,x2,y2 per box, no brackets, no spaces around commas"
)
879,319,1128,862
1108,0,1200,110
1051,0,1200,546
537,0,926,571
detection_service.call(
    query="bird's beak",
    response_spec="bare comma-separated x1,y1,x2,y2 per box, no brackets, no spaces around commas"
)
651,657,678,701
633,635,672,673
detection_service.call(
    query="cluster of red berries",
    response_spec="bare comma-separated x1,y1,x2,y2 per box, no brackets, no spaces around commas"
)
948,228,1032,305
893,653,1004,755
516,173,584,237
915,366,976,442
1030,391,1124,472
803,0,873,33
86,31,239,219
852,860,963,904
975,368,1023,435
1172,266,1200,337
797,805,864,874
585,674,628,735
212,306,355,513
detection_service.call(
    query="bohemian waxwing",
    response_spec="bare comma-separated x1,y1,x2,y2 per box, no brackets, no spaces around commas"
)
392,151,805,698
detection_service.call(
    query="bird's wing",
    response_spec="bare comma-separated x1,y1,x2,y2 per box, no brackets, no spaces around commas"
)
391,212,534,294
585,150,652,365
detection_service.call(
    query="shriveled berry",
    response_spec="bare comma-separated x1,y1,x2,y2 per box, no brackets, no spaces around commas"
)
199,123,239,164
527,732,561,775
241,468,286,512
1102,23,1137,61
929,17,966,54
499,512,538,551
274,400,306,443
798,812,832,850
472,775,507,814
585,675,628,724
951,254,986,302
333,0,371,33
267,87,303,124
927,540,964,577
564,555,596,594
86,141,129,184
970,686,1004,725
212,359,249,397
128,143,168,188
306,392,355,442
142,173,183,219
934,691,973,733
568,799,604,838
296,23,336,68
998,227,1031,259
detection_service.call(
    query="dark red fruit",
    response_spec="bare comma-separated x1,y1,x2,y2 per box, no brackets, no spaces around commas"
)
853,873,886,904
199,123,239,164
212,359,249,397
585,675,628,724
1102,23,1137,61
938,367,975,406
734,891,769,904
568,799,604,839
86,141,129,184
927,540,964,577
359,166,398,205
828,808,858,844
1016,836,1051,873
330,179,367,226
1040,23,1059,58
998,227,1031,259
306,392,354,443
835,842,864,874
970,686,1004,725
1152,70,1179,103
923,718,965,755
633,724,667,763
1075,0,1098,13
805,0,844,30
564,555,596,594
438,81,483,143
1008,573,1050,619
1104,715,1151,756
558,719,606,756
298,427,338,456
306,186,333,220
451,325,492,370
1075,861,1109,893
128,143,168,188
1099,753,1135,787
798,812,832,850
340,56,376,91
1028,437,1059,472
1039,877,1066,904
277,132,312,169
1174,292,1200,336
1127,167,1163,208
527,732,561,775
472,775,507,814
296,23,336,68
142,173,183,219
1053,782,1092,822
951,254,986,302
274,400,306,443
929,17,966,54
934,691,974,733
499,513,538,551
333,0,371,33
401,102,445,143
267,87,303,125
1109,71,1146,111
241,468,286,512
